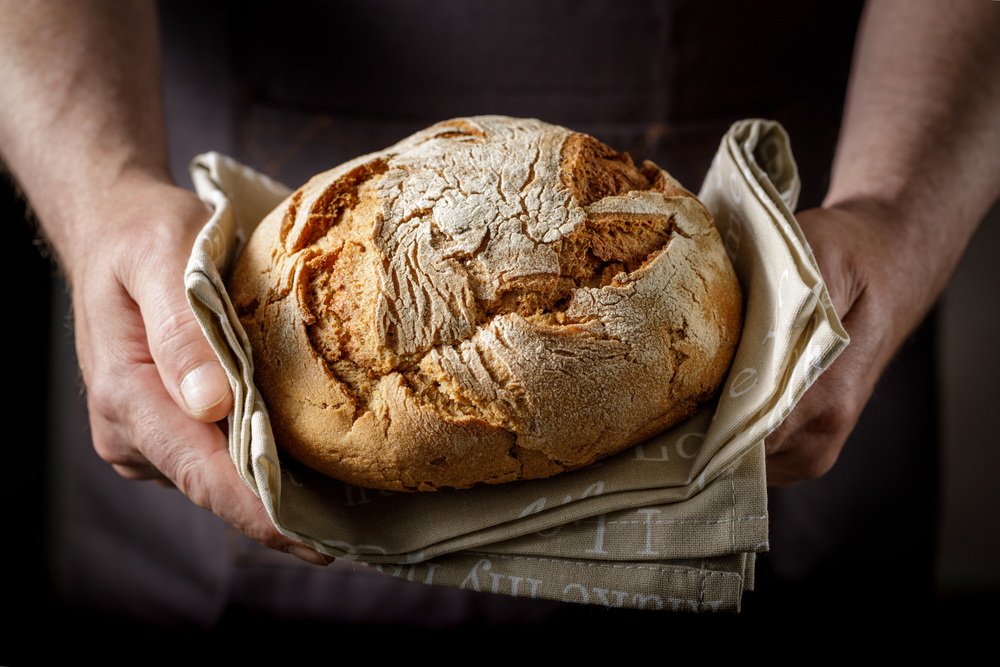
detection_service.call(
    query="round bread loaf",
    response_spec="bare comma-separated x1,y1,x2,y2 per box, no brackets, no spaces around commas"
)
229,116,742,491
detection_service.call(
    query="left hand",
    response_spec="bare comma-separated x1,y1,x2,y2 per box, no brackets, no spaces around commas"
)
764,201,933,486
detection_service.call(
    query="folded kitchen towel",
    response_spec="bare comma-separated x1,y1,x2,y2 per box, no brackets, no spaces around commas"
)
184,119,848,613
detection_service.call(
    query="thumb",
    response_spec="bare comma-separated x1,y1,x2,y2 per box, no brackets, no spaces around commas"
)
125,203,234,423
179,355,234,422
146,281,234,423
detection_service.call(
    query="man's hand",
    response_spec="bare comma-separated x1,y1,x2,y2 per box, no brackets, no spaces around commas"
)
765,202,919,486
0,0,331,565
67,173,330,565
74,176,229,479
764,0,1000,485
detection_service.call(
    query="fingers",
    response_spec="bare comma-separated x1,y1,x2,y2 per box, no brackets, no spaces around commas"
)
121,193,234,424
763,293,869,485
71,181,329,564
763,205,898,486
88,344,325,559
764,366,864,486
179,361,232,418
144,289,234,423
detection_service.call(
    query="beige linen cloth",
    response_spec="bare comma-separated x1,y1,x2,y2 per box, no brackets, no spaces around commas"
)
185,119,848,613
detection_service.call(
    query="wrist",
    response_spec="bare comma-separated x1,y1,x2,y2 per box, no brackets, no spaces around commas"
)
821,188,973,320
797,200,950,382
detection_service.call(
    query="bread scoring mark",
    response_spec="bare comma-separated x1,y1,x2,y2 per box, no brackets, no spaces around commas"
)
278,190,303,247
294,119,698,435
369,123,685,356
398,329,538,434
560,133,655,206
286,158,389,252
369,120,572,361
231,116,743,491
423,118,488,142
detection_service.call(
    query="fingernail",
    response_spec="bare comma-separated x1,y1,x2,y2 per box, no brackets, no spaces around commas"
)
180,361,230,414
288,545,333,567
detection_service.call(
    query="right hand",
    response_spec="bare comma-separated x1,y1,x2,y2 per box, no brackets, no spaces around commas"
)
67,172,332,566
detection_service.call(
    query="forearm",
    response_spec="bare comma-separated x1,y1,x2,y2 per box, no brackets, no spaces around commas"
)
0,0,169,276
0,0,307,559
826,0,1000,311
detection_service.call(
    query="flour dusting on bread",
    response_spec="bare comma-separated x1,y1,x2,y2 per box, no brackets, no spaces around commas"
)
230,116,742,491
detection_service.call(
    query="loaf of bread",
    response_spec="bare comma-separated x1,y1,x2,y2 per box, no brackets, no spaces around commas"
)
229,116,742,491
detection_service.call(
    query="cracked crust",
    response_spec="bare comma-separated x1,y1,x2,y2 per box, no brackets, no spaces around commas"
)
229,116,742,491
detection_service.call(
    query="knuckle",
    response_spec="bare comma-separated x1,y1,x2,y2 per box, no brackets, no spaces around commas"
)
90,427,147,469
91,437,122,465
150,304,218,383
84,374,124,424
88,419,137,468
87,386,176,479
767,433,847,485
152,302,199,354
162,446,201,502
810,401,858,440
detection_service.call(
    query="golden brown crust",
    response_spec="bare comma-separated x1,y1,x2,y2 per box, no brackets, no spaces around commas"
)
229,116,743,491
